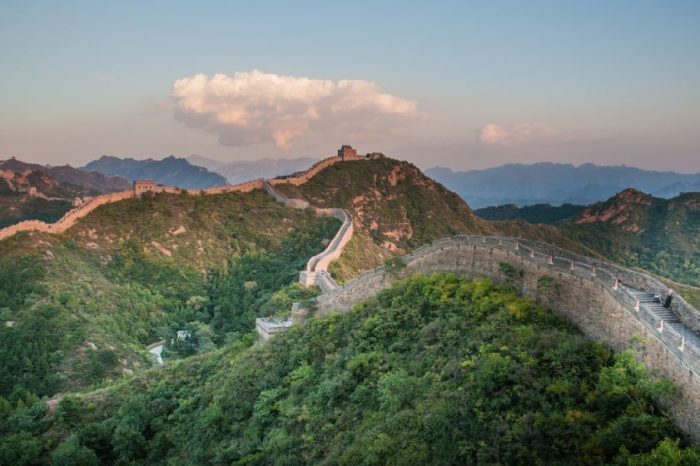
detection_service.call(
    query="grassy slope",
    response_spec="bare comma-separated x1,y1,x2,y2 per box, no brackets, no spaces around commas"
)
0,189,339,397
6,274,697,465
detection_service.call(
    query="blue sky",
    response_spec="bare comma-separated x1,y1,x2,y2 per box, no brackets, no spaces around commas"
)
1,0,698,171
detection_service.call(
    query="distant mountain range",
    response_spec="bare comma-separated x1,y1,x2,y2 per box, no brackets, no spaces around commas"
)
426,162,700,208
0,157,131,195
0,157,131,227
475,203,585,225
187,155,318,184
83,155,227,189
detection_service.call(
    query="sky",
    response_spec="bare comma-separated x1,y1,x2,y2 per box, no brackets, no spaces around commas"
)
1,0,699,172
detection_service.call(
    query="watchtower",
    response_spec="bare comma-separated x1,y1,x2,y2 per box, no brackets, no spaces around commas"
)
133,180,156,197
338,145,360,160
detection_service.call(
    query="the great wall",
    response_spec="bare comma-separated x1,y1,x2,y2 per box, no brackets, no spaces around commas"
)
3,147,700,441
0,145,366,243
276,234,700,441
256,149,700,442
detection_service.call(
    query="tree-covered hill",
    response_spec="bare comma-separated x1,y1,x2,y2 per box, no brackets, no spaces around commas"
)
471,188,700,288
276,157,594,281
475,203,585,224
2,274,697,465
0,190,339,400
276,157,494,252
560,189,700,286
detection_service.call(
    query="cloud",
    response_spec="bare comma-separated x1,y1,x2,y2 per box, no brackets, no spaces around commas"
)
479,123,558,145
171,70,418,149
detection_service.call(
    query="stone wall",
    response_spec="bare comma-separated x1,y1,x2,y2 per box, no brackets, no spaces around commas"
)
306,208,353,274
262,181,309,209
0,190,135,241
194,179,264,195
314,235,700,442
0,147,365,243
0,179,267,242
260,181,353,290
268,156,344,186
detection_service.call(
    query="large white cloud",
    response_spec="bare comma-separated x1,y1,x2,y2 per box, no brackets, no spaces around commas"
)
479,123,558,146
171,70,418,149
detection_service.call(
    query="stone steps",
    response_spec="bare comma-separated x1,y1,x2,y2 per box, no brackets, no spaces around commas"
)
626,288,681,323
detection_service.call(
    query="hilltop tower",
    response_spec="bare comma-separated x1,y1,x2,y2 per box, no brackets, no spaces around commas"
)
133,180,156,197
338,145,363,160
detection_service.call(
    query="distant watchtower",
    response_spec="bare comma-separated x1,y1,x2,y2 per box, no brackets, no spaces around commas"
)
133,180,156,197
338,145,361,160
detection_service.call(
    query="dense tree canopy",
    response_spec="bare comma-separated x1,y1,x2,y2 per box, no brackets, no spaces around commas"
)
1,274,696,465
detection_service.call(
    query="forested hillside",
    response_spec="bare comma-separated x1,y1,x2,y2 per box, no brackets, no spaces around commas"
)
471,188,700,288
560,189,700,286
2,274,697,465
277,157,594,281
0,189,339,400
475,203,584,224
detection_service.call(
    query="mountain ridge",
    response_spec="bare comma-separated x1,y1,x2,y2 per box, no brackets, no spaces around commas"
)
427,162,700,208
83,155,227,189
0,158,131,227
0,158,131,195
187,154,318,184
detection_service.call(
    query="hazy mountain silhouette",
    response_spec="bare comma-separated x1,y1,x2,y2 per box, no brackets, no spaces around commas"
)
84,155,227,189
427,162,700,208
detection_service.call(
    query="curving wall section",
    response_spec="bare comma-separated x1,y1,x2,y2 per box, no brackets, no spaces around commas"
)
311,235,700,441
267,156,344,186
0,190,135,241
0,179,267,242
261,181,353,292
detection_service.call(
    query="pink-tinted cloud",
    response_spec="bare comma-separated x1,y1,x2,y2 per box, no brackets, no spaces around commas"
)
479,123,559,145
171,70,418,149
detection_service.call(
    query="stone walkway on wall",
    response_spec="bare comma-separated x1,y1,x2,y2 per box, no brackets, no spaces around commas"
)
312,235,700,362
255,180,354,341
304,235,700,442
